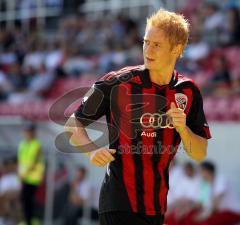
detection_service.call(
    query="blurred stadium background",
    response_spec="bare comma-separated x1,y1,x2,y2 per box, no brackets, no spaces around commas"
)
0,0,240,224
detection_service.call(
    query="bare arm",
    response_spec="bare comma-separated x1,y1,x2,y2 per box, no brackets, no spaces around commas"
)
179,127,207,162
64,114,116,167
167,103,207,162
64,114,98,153
212,193,225,212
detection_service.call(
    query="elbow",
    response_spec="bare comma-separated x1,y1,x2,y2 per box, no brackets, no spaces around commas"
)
64,124,73,141
64,120,76,138
64,123,71,133
194,151,207,163
193,140,208,163
64,114,78,133
64,116,85,139
64,122,72,134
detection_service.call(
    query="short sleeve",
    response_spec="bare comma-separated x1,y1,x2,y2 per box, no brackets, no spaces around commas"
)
74,81,109,127
213,176,227,197
187,87,211,139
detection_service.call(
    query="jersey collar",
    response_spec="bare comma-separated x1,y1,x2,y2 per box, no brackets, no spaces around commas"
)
140,67,178,89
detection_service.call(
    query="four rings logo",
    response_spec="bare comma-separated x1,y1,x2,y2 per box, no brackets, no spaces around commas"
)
140,113,174,129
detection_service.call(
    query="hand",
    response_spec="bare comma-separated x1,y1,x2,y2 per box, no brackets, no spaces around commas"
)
166,102,187,134
193,210,211,222
19,173,26,181
89,148,116,167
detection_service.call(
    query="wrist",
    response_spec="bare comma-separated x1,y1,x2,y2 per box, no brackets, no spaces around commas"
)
81,143,99,156
177,126,187,134
85,146,100,157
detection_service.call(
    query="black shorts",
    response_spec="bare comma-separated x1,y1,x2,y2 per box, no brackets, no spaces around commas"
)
99,211,164,225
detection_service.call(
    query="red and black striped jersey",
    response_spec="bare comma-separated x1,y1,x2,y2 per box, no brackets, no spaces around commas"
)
74,65,211,215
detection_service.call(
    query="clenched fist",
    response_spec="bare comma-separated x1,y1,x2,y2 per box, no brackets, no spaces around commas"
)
89,148,116,167
166,102,187,134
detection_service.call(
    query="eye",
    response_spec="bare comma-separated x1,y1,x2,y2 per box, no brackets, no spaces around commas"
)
143,40,150,45
154,42,161,48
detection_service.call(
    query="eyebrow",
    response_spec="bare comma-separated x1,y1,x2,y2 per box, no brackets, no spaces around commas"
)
143,38,162,45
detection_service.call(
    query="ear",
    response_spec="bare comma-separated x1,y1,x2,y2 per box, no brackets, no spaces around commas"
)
173,44,184,58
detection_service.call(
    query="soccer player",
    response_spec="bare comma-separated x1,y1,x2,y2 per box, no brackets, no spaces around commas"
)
18,123,45,225
65,9,211,225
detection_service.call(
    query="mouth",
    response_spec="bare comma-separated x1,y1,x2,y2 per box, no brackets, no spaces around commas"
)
145,57,155,62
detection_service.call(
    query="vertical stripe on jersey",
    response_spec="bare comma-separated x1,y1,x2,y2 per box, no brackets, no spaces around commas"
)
182,88,211,138
141,86,156,214
167,129,181,214
131,84,145,213
152,87,165,213
118,83,138,212
158,87,176,214
182,88,193,115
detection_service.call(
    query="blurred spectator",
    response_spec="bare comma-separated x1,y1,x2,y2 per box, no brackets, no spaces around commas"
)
23,42,45,72
203,56,232,95
201,3,225,47
181,161,240,225
0,158,21,195
7,61,27,92
165,161,240,225
185,33,210,62
226,7,240,45
18,123,45,225
0,30,15,54
44,41,63,72
0,158,22,225
0,48,17,68
165,162,201,225
181,32,210,73
98,43,115,74
62,45,94,77
167,159,183,206
0,1,240,105
0,70,12,101
62,166,91,225
28,63,55,95
6,62,55,103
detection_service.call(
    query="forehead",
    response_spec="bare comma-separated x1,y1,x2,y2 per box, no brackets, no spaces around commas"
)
144,26,168,43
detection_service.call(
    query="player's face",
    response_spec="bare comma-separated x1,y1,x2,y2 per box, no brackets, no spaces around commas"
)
184,166,195,177
24,130,34,141
200,169,213,183
143,26,178,71
76,169,85,181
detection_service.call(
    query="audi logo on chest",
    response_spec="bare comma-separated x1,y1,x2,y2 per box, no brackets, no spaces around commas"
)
140,113,174,129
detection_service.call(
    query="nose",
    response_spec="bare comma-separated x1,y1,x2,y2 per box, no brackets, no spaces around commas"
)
143,44,155,57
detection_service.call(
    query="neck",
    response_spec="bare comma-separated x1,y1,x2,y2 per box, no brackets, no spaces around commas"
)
26,137,34,142
149,64,175,86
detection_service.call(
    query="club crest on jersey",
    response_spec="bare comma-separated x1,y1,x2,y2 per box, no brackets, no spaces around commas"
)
174,93,188,110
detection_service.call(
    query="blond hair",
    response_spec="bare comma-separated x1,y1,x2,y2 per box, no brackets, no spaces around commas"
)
146,9,190,52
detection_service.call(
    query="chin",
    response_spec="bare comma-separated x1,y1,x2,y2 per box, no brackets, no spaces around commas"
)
144,63,157,71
